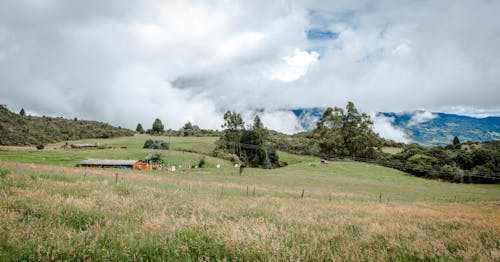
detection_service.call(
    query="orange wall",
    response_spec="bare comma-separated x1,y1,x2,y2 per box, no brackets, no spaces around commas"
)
133,161,152,171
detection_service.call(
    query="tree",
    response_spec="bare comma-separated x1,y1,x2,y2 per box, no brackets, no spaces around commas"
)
149,152,165,165
342,101,376,157
453,136,461,146
316,107,347,157
180,122,201,136
240,116,270,168
136,123,145,134
19,108,25,116
221,110,245,157
316,101,378,158
152,118,164,134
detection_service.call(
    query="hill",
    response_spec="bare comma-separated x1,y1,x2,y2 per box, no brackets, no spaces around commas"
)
0,105,133,146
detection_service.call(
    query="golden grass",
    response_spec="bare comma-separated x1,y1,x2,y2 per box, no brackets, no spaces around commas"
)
0,162,499,261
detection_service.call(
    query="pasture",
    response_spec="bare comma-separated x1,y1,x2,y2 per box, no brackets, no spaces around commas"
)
0,135,499,260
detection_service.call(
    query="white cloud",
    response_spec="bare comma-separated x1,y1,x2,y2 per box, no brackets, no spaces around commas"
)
373,115,409,143
407,111,438,126
259,110,305,134
0,0,499,132
268,49,319,82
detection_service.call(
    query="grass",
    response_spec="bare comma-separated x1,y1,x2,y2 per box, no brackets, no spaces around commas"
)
0,136,499,260
47,134,219,154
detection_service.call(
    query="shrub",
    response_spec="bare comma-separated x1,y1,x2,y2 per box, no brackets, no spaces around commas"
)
0,168,9,179
143,139,154,149
198,157,206,168
143,140,169,150
36,144,44,150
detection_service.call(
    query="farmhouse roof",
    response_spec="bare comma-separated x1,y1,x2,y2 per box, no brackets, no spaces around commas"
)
79,159,139,166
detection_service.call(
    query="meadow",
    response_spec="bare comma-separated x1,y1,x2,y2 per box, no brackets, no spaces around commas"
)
0,135,499,260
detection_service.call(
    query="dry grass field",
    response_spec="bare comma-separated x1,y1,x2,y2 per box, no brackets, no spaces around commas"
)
0,136,499,261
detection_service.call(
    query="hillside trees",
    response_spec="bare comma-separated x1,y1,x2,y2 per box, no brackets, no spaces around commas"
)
0,105,133,146
316,101,380,158
179,122,202,136
19,108,26,116
221,111,244,158
218,112,282,168
152,118,164,134
136,123,145,134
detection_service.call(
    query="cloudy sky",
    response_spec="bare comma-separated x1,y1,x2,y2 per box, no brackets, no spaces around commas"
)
1,0,499,140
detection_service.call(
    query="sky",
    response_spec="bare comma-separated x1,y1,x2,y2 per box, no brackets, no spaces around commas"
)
1,0,499,141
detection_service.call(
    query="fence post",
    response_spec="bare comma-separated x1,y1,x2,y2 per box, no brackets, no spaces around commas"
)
329,192,332,201
301,189,305,199
189,183,192,193
246,185,249,197
253,187,256,197
220,185,224,197
379,192,382,203
115,173,118,184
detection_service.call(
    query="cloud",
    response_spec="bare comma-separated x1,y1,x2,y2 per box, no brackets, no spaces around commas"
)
0,0,499,133
407,111,438,126
373,114,409,143
268,50,319,82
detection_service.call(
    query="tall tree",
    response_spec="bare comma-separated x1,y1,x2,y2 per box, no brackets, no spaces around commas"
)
19,108,25,116
152,118,164,134
136,123,145,134
342,101,375,157
316,102,378,158
221,110,244,157
453,136,461,145
316,107,346,157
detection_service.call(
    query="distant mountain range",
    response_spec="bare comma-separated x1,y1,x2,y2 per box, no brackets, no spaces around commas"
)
378,112,500,146
291,108,500,146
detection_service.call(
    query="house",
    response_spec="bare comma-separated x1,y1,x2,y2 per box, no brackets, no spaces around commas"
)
77,159,152,171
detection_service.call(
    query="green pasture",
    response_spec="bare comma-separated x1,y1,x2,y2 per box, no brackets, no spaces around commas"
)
0,135,499,260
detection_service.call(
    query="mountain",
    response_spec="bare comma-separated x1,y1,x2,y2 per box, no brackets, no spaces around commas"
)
379,112,500,146
291,108,324,130
291,108,500,146
0,105,134,146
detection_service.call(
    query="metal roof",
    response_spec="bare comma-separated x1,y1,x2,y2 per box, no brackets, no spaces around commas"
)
79,159,139,166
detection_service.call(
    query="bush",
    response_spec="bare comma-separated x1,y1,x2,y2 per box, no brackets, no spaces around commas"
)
36,144,44,150
0,168,9,179
143,140,169,150
198,157,206,168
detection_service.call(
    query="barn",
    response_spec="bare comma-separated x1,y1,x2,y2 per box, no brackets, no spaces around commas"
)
77,159,152,171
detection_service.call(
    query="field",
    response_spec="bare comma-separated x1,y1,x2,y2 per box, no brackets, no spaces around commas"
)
0,135,499,261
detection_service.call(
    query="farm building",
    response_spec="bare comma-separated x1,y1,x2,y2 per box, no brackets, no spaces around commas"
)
77,159,152,171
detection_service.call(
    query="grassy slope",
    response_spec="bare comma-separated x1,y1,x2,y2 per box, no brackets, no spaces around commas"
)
0,105,133,146
0,135,499,260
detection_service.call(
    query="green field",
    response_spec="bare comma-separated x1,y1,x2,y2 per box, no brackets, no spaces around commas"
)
0,135,499,260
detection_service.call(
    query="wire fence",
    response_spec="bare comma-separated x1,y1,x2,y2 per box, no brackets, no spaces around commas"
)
195,140,500,182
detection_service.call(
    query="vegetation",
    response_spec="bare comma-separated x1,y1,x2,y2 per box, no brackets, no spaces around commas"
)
316,102,380,158
143,139,169,150
217,112,283,168
0,138,498,260
150,118,165,135
149,152,165,165
383,140,500,183
136,123,145,134
0,105,133,146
